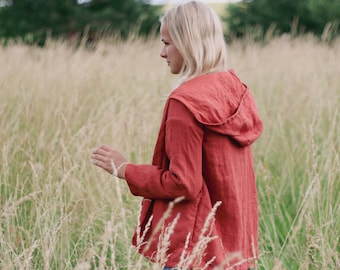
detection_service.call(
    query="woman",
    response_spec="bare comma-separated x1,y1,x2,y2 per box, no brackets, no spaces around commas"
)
91,1,263,269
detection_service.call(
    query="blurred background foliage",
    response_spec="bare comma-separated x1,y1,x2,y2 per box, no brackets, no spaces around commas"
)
224,0,339,41
0,0,339,45
0,0,161,45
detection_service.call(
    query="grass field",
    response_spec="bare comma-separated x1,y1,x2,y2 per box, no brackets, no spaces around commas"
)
0,35,339,269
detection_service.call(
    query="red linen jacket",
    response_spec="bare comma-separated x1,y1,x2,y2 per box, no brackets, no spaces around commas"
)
125,70,263,269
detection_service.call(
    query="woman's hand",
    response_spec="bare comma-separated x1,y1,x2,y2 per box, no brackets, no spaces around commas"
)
91,144,128,179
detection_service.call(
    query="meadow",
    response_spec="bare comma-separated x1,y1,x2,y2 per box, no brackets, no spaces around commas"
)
0,34,339,269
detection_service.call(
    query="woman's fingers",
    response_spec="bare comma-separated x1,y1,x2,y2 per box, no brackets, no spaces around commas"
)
93,145,109,156
91,155,113,174
99,144,113,151
91,144,128,176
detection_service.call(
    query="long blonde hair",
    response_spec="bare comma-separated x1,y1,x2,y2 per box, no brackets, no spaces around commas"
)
160,1,227,84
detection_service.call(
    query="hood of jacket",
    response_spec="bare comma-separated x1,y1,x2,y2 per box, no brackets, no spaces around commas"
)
169,70,263,146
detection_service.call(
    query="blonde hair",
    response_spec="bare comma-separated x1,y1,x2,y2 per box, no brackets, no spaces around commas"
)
160,1,227,84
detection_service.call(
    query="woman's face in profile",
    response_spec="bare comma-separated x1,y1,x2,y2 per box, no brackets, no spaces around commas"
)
160,25,184,74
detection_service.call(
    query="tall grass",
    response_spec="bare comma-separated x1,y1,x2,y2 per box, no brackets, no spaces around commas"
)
0,35,339,269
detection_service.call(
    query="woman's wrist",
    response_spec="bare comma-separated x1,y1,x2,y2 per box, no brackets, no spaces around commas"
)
111,159,129,179
116,161,129,179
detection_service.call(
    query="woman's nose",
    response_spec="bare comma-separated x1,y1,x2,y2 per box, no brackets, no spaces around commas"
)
160,47,166,58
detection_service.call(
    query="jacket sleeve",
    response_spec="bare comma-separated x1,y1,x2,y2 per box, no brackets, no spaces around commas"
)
125,99,204,200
